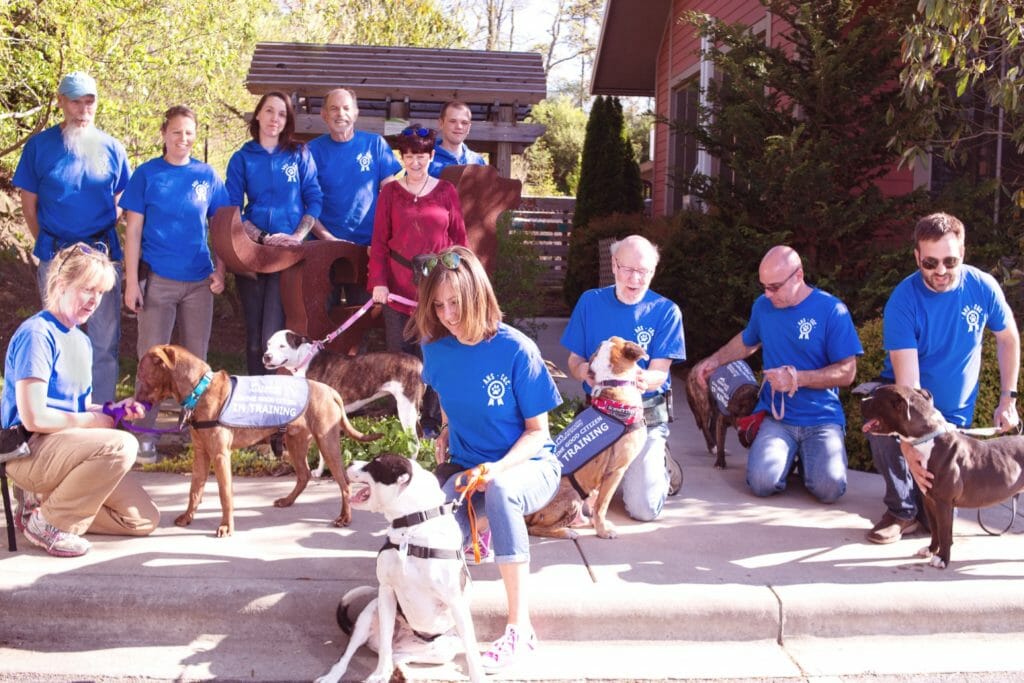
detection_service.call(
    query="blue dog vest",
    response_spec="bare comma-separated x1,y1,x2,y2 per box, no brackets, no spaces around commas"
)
218,376,310,428
708,360,758,415
553,406,627,475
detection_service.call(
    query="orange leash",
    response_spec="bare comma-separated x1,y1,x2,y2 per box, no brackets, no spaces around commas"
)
454,464,489,563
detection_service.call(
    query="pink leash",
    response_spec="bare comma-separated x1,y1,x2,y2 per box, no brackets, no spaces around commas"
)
295,293,419,369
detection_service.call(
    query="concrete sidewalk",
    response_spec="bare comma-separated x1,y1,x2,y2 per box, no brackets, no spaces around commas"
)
2,318,1023,682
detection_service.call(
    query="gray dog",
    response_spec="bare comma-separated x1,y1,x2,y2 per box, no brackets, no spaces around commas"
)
860,384,1024,568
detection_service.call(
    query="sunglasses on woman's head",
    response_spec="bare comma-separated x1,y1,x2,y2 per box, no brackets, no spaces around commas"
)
920,256,961,270
402,126,431,138
57,242,110,274
418,251,462,280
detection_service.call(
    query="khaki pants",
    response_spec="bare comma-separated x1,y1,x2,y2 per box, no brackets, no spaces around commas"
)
6,428,160,536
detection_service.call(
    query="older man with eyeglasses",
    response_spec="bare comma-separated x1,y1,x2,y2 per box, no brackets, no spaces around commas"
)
694,245,863,504
864,212,1020,544
562,235,686,521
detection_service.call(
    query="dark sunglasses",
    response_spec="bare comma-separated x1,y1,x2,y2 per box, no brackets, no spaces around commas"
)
402,126,431,138
920,256,961,270
762,266,799,293
418,251,461,279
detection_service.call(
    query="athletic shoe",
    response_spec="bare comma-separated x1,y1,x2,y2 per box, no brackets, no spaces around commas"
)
13,487,40,533
464,527,493,564
481,624,537,672
666,450,683,496
23,509,91,557
136,440,158,465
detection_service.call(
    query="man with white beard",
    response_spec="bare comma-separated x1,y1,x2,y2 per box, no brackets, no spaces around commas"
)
13,72,131,404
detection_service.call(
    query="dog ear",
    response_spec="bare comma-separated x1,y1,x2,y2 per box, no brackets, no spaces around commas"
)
916,387,934,403
152,344,176,370
285,331,312,347
622,341,648,363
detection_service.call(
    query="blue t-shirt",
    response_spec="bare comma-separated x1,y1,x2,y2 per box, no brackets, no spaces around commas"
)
225,140,322,234
428,142,487,178
308,131,402,246
742,288,863,426
881,265,1012,426
561,286,686,398
119,157,230,282
2,311,93,428
422,323,562,468
12,125,131,261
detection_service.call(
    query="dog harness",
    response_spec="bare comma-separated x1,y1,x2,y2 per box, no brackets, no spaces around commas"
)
378,503,463,561
708,360,758,415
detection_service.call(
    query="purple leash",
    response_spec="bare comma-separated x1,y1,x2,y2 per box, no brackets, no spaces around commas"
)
103,401,185,436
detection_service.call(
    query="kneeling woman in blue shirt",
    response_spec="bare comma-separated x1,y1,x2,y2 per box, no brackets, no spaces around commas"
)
410,246,562,673
225,92,323,374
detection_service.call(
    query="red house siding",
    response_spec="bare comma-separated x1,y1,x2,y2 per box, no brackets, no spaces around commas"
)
649,0,916,217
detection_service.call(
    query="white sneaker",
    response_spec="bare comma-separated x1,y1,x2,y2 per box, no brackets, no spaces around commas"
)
23,509,91,557
481,624,537,672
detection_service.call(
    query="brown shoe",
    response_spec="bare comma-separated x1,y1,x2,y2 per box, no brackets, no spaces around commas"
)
866,511,920,544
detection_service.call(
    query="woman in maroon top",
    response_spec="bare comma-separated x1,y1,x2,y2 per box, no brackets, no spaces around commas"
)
369,125,467,354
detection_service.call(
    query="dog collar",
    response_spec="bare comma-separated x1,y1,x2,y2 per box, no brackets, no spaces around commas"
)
590,395,643,426
181,371,214,410
379,538,462,561
596,378,639,389
390,504,452,529
894,424,954,446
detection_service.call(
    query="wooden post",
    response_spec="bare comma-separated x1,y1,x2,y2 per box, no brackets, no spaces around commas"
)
495,103,514,177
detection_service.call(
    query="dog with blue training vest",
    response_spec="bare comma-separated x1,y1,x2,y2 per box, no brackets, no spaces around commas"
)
134,344,380,536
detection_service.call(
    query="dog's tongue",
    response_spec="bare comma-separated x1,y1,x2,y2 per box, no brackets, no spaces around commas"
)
861,418,880,434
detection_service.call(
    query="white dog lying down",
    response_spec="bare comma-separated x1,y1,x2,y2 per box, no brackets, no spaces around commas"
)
316,454,484,683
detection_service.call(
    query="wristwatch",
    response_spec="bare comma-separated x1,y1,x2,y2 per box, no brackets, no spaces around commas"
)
1002,390,1019,399
257,230,269,245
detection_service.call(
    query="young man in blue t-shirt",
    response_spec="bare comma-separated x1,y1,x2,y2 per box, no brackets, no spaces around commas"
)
12,72,131,404
428,101,488,178
562,236,686,521
866,213,1020,544
695,246,863,504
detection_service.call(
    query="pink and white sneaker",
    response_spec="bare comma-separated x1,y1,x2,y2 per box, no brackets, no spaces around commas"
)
481,624,537,672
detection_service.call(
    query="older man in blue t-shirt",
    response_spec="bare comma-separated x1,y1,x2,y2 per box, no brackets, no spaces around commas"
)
562,235,686,521
13,72,131,404
865,213,1020,544
695,245,863,504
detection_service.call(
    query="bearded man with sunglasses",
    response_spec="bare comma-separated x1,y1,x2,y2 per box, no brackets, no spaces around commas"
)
865,212,1020,544
694,245,863,504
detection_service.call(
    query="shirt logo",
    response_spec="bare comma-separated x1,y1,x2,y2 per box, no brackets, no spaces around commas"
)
192,180,210,203
797,317,817,340
634,326,655,351
357,151,372,172
282,162,299,183
962,304,983,333
483,372,511,407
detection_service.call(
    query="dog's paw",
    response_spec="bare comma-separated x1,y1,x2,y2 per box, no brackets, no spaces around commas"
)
174,513,194,527
365,671,393,683
595,523,619,539
928,555,947,569
272,496,295,508
216,524,233,538
332,513,351,528
916,545,933,558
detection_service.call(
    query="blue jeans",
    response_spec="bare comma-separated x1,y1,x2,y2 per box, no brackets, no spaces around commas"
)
36,258,122,404
747,418,847,503
442,454,560,564
867,432,925,522
620,423,670,521
235,272,284,375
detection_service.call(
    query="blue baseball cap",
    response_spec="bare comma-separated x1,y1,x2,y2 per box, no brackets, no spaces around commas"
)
58,72,98,99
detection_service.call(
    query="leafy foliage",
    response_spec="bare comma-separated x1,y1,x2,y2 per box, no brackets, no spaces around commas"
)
565,96,645,306
896,0,1024,207
524,96,588,196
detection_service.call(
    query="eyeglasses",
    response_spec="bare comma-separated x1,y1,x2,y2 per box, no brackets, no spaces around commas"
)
614,258,652,279
402,126,431,138
417,251,461,281
762,266,800,293
920,256,961,270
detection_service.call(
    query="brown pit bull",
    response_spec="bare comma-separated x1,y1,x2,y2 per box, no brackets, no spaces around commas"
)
526,336,648,540
685,359,759,469
134,344,381,537
860,384,1024,568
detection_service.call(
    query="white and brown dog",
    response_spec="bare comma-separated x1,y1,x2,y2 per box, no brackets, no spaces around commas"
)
263,330,425,458
316,454,483,683
526,336,649,540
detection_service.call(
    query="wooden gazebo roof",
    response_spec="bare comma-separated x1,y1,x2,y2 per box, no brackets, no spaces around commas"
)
244,43,548,168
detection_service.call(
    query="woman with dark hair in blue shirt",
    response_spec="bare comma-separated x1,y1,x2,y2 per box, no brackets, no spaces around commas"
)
225,92,323,374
